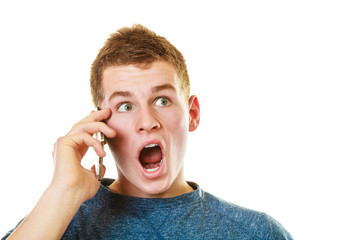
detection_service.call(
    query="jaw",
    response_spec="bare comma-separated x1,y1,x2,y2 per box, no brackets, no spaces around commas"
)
107,126,191,198
110,158,191,198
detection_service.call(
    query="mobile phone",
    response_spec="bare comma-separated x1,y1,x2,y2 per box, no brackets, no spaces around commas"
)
96,107,105,181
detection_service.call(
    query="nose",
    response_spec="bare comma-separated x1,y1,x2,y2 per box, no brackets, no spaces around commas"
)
136,107,160,133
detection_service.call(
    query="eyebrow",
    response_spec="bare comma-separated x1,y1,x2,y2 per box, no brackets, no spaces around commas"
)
151,84,177,94
108,91,132,101
108,84,177,102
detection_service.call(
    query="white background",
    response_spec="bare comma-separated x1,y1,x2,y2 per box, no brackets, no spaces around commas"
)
0,1,359,239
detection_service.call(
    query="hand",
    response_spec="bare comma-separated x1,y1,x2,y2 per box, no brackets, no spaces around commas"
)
7,109,117,240
51,108,116,202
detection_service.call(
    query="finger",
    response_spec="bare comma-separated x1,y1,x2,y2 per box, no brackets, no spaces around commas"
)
69,121,116,138
79,108,112,124
90,165,96,178
102,165,106,179
66,133,106,158
90,164,106,179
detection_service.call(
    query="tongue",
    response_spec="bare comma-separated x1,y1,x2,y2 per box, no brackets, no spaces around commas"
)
139,146,162,165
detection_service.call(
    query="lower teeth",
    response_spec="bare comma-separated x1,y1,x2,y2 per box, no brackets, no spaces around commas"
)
144,160,162,173
144,167,160,172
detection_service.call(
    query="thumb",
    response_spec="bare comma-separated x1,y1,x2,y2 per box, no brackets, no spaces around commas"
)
91,164,107,180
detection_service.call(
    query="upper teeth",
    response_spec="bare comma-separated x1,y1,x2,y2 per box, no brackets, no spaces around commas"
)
144,143,158,148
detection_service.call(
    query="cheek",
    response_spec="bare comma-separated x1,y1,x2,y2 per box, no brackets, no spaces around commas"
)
165,109,189,147
105,115,133,155
164,108,188,131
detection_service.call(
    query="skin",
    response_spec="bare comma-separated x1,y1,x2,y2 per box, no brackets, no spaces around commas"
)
101,61,200,198
8,60,200,239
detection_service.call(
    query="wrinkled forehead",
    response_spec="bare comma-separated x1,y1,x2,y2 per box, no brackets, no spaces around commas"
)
103,60,184,84
101,61,184,99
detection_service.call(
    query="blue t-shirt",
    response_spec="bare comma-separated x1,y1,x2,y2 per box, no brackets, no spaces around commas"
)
3,179,293,239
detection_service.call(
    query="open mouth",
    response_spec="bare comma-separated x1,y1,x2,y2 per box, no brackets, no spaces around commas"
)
139,143,163,173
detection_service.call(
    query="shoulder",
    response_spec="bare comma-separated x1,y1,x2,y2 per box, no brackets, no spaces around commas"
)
74,178,115,215
201,192,293,239
62,185,110,239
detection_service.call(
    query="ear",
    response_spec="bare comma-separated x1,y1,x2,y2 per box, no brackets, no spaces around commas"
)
188,95,200,132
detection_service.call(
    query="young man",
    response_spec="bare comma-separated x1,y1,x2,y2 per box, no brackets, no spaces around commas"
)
3,25,292,239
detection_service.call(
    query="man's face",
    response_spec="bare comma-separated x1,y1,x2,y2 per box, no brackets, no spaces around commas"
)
101,61,199,197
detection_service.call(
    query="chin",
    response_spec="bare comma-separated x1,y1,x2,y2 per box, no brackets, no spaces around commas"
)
137,177,174,198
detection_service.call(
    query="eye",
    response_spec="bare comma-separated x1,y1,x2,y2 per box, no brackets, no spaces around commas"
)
155,97,171,107
117,103,133,112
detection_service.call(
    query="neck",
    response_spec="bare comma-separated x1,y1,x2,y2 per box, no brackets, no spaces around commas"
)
109,170,193,198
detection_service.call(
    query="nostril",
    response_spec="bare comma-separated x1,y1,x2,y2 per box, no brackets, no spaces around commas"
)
138,123,160,133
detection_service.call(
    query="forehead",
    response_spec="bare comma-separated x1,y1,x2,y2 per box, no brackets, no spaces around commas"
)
102,61,181,96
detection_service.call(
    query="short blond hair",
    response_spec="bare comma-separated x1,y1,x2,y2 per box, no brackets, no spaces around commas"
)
90,24,190,107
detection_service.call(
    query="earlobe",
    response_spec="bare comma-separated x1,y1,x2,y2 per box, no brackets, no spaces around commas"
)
188,95,200,132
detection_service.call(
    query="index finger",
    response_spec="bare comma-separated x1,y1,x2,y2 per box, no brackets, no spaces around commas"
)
80,108,112,123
